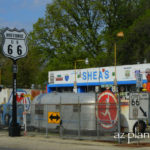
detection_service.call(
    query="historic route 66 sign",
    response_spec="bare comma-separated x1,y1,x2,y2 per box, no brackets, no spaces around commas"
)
2,28,28,60
129,92,149,120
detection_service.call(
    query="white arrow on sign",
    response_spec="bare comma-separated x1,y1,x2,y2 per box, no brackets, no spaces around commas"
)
2,28,28,60
129,92,149,120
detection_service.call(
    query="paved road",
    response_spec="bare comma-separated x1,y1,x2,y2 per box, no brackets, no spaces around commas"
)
0,131,150,150
0,148,24,150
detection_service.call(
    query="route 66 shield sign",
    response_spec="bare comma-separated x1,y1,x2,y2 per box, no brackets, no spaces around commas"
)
2,28,28,60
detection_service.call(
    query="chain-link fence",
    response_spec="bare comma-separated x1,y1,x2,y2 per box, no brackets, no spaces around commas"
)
59,103,119,141
24,93,121,142
0,92,149,144
58,93,121,142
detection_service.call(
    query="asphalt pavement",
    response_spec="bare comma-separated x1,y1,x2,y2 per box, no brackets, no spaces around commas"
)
0,130,150,150
0,148,25,150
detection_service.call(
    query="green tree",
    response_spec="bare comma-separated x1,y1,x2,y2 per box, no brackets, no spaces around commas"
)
1,0,149,88
0,29,12,87
117,10,150,64
28,0,150,85
0,29,42,88
29,0,106,72
100,0,143,65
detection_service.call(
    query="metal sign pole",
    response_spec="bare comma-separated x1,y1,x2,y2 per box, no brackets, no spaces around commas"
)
9,60,20,136
117,94,121,144
12,60,17,125
2,28,28,137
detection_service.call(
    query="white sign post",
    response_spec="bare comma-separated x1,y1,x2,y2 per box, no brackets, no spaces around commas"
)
129,93,149,120
2,28,28,137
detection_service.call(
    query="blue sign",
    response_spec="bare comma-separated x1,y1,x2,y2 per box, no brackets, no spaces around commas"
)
82,70,109,81
65,74,69,81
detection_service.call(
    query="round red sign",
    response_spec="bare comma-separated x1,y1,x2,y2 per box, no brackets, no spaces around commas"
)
96,90,118,129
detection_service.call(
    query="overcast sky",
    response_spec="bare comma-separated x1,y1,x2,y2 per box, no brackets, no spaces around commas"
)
0,0,52,33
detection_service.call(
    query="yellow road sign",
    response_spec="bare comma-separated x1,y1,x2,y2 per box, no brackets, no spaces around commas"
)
48,112,60,124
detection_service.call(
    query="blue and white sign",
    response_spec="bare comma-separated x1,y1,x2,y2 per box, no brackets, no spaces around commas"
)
48,64,150,87
136,73,143,88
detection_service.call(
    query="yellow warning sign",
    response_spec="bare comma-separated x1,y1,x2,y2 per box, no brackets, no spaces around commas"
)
48,112,60,124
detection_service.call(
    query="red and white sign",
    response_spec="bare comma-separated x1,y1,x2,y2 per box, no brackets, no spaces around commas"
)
8,89,31,111
96,90,118,129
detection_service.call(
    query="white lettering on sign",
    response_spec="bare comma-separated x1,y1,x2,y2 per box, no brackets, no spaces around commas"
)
14,79,17,95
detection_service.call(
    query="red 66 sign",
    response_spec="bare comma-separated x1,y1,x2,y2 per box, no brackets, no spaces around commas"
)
2,28,28,60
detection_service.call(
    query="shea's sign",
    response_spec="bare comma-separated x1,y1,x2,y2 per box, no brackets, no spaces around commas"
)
48,64,150,85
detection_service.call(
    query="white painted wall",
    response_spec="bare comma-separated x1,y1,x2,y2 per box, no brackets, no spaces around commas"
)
0,88,12,104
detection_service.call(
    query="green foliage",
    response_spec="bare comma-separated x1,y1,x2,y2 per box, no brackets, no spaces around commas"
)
117,9,150,64
1,0,150,88
29,0,105,84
